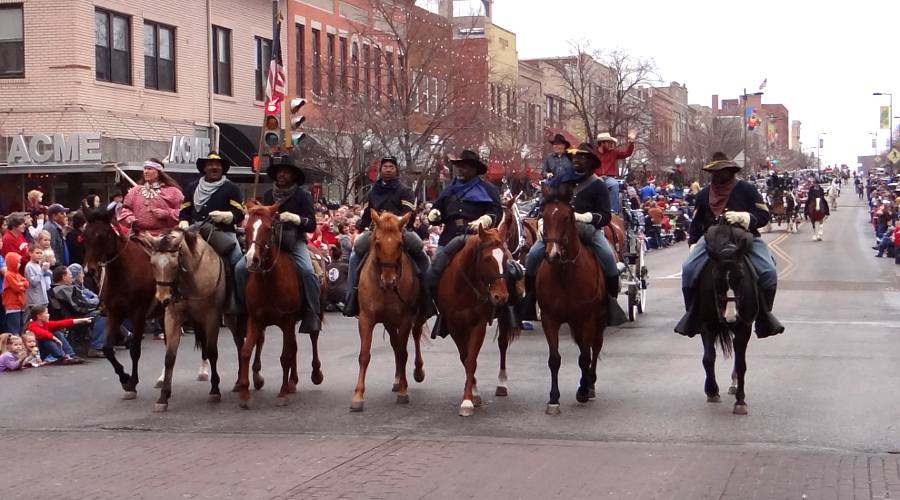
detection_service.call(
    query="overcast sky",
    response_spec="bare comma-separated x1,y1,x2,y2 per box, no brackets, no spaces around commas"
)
489,0,900,168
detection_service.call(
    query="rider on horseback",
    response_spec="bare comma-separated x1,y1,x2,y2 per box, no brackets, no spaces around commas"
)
521,142,629,326
342,156,431,317
235,156,321,333
179,152,245,312
806,180,830,218
675,153,784,338
424,150,509,335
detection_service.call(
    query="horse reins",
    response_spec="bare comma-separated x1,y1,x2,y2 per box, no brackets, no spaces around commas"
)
542,208,581,265
246,218,284,274
460,240,507,304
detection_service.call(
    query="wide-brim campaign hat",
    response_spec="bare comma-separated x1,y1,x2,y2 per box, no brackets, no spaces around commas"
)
549,133,571,148
702,159,742,172
595,132,618,145
449,150,487,175
567,142,601,164
196,152,232,175
266,155,306,185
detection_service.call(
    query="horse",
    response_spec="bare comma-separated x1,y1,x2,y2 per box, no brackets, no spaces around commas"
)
434,226,514,417
827,185,839,212
238,200,324,408
536,183,608,414
765,188,797,232
147,228,247,412
83,208,158,400
695,220,759,415
807,195,828,241
501,195,536,264
350,210,426,412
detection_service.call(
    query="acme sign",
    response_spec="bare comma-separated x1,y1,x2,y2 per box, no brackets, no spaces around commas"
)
6,133,102,164
169,136,210,164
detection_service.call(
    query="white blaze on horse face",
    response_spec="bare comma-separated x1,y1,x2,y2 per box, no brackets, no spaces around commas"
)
815,198,820,212
492,248,504,277
246,219,263,262
724,288,738,323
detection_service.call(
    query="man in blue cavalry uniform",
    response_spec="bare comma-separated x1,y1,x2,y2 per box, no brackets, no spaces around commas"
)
235,156,321,333
424,150,506,336
179,152,245,312
675,152,784,338
805,180,830,218
520,143,628,326
342,156,431,317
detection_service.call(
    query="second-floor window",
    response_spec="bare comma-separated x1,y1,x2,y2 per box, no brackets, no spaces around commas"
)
143,21,175,92
95,9,131,85
0,4,24,78
254,36,272,101
311,28,321,95
295,23,305,98
326,33,335,100
212,25,231,96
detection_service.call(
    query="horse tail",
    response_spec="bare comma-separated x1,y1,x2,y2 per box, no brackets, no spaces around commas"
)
716,326,733,358
496,310,521,345
194,323,207,352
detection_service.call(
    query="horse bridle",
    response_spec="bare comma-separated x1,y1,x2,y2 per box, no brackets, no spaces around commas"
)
153,239,223,303
542,206,581,265
246,218,284,274
461,240,507,304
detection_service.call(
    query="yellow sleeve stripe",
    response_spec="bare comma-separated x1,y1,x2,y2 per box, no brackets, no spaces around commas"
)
180,202,192,209
229,200,244,211
401,200,416,210
755,202,769,211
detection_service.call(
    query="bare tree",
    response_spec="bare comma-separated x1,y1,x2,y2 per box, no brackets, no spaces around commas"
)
306,100,372,203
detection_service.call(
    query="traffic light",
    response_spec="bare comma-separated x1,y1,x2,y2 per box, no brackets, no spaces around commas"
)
264,100,282,149
288,97,306,147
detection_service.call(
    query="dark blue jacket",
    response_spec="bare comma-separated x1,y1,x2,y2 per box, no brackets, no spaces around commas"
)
263,187,317,234
433,178,501,247
180,180,245,233
541,153,573,178
357,180,417,231
688,180,770,244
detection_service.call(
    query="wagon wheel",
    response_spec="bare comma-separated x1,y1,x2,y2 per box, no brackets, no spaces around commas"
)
637,242,647,315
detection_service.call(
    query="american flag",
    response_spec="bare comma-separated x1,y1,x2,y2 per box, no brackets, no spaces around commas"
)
265,10,286,103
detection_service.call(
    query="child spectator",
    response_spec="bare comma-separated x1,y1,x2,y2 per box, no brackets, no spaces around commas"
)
3,252,27,333
50,266,106,358
20,331,43,367
24,245,50,310
25,305,89,364
36,230,56,269
0,333,28,372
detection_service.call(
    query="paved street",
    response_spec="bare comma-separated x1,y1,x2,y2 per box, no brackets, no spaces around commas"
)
3,189,900,499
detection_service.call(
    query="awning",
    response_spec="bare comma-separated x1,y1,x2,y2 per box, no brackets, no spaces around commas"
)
217,122,260,168
543,126,581,147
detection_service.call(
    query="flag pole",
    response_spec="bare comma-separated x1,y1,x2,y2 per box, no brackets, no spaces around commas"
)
252,0,280,201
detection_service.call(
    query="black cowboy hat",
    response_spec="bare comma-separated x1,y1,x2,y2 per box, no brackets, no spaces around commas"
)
449,149,487,175
266,155,306,185
566,142,601,164
549,133,571,148
196,152,232,175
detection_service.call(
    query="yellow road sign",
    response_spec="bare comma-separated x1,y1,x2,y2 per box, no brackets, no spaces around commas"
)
888,149,900,164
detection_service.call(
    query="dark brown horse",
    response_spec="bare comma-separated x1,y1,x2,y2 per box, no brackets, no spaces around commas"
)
604,214,626,263
83,209,158,400
807,195,827,241
350,210,426,411
238,200,324,408
434,227,513,416
501,195,536,264
536,183,608,414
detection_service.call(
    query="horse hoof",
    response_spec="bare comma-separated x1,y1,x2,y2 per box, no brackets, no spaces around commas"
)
546,404,561,415
396,394,410,405
392,383,400,393
495,386,508,397
253,375,265,391
196,372,209,382
473,395,483,407
707,394,721,403
231,383,241,393
733,403,749,415
414,369,425,383
153,403,168,412
728,386,737,395
576,389,590,404
208,394,221,403
153,380,163,389
350,401,365,412
275,397,289,407
459,400,475,417
122,391,137,400
238,400,251,410
311,371,324,386
588,388,596,400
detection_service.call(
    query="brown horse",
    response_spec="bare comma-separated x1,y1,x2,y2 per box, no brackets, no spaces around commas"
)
604,215,626,263
350,210,426,411
434,227,513,416
501,195,537,264
537,183,608,414
238,200,324,408
83,209,158,400
807,195,827,241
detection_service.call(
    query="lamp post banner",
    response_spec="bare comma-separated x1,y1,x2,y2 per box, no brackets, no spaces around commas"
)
881,106,890,129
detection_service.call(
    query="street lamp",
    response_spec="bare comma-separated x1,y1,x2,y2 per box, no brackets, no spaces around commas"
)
741,88,765,169
873,92,893,153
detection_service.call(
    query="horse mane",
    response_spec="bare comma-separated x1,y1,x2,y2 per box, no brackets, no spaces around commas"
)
542,182,574,205
85,207,114,224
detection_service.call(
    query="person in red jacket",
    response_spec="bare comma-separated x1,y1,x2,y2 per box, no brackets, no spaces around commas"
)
24,304,90,364
2,214,30,273
3,252,28,333
595,130,637,214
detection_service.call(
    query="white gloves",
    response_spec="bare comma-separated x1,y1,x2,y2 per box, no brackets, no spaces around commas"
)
178,220,190,230
427,209,442,223
209,210,234,224
467,215,493,231
689,243,697,252
537,218,544,239
279,212,302,225
724,211,751,230
574,212,594,224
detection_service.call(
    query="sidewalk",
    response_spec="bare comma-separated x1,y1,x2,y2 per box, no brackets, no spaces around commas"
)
4,430,897,499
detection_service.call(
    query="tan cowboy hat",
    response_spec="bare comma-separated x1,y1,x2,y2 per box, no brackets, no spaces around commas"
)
595,132,618,146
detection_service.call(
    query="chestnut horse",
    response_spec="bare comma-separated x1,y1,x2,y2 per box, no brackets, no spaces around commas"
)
83,208,157,400
537,183,608,414
807,195,827,241
350,210,426,411
238,200,324,408
434,227,512,416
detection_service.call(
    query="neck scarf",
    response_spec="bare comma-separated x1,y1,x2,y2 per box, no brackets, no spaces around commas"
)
272,184,299,205
194,176,227,209
709,176,738,217
548,166,590,187
440,177,493,204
